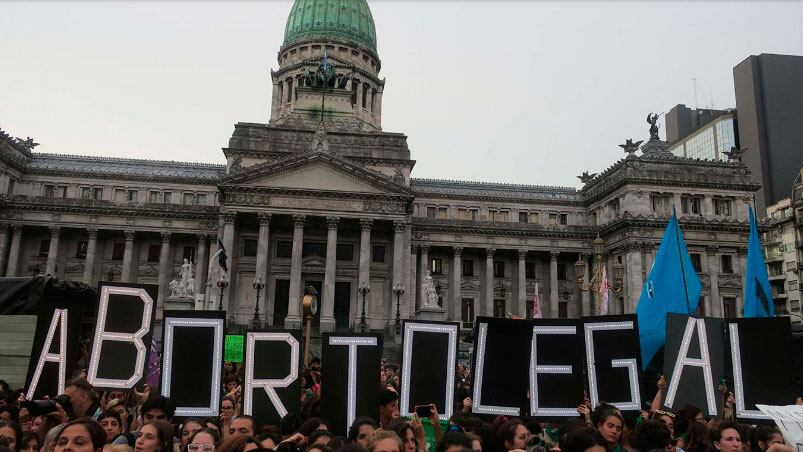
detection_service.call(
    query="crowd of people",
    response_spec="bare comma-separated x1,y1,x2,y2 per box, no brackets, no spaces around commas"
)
0,361,796,452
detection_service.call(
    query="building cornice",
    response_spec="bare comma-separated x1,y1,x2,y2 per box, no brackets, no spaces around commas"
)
411,217,596,240
5,196,220,220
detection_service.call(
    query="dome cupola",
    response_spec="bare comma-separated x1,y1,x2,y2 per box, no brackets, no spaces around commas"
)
283,0,377,56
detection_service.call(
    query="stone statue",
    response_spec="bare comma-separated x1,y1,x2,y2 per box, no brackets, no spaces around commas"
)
577,171,597,185
647,113,660,140
421,271,440,308
169,259,196,299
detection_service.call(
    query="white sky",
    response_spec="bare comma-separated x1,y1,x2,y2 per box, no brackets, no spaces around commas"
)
2,1,802,188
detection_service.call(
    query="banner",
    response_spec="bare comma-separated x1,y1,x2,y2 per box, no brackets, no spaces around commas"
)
663,314,726,417
25,303,86,399
582,315,642,412
161,311,225,418
87,283,158,391
756,405,803,447
400,321,459,420
530,319,586,420
319,333,382,435
243,330,302,426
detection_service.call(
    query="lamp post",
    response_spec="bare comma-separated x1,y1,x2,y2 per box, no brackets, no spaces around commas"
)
107,268,115,282
393,283,405,335
574,235,624,310
217,274,229,311
358,282,370,333
252,277,265,329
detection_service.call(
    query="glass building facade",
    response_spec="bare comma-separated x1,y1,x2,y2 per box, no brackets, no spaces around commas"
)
669,114,737,161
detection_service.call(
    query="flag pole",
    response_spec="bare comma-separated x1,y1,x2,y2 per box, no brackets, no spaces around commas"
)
673,206,693,316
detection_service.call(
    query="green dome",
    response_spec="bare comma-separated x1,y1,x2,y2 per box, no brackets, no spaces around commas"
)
283,0,377,55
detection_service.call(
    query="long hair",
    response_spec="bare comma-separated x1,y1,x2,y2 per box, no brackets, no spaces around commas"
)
140,420,174,452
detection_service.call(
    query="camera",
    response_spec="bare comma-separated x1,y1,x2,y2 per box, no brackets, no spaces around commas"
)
22,394,73,418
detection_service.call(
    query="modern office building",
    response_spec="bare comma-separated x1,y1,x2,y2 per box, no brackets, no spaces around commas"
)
734,53,803,216
0,0,761,334
666,105,738,161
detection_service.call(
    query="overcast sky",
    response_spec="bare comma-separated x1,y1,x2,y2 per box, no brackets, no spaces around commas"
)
2,1,802,188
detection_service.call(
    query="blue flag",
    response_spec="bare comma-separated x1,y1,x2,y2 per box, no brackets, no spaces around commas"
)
635,209,702,368
218,238,228,272
743,206,774,317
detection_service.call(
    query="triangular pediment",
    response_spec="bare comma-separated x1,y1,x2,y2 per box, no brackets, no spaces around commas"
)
221,151,414,197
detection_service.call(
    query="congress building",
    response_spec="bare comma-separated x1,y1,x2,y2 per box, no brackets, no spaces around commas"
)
0,0,762,335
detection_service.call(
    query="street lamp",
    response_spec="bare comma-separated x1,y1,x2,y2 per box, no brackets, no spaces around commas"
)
393,283,405,335
217,274,229,311
358,282,370,333
252,277,265,329
574,235,624,298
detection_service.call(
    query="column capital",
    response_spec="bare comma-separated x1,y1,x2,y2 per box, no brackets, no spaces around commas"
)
581,252,592,262
86,228,98,240
419,244,430,253
258,213,272,225
359,218,373,231
550,251,560,261
223,212,237,224
49,225,61,238
11,224,23,234
518,249,527,260
326,216,340,229
737,247,748,257
454,246,463,257
485,248,495,258
197,234,209,243
161,231,172,242
124,230,136,241
393,220,406,232
292,214,306,228
705,245,719,255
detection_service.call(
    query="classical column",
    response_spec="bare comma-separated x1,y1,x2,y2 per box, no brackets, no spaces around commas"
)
83,229,98,284
624,244,644,313
365,85,374,112
221,213,236,312
290,76,297,104
409,245,417,315
5,225,22,277
270,80,280,119
358,218,373,319
485,248,495,316
0,225,8,276
452,247,462,321
375,88,384,125
196,235,208,287
285,215,305,328
255,213,271,283
356,80,363,109
45,226,61,276
157,232,172,305
707,246,721,317
321,216,339,332
517,250,527,318
550,252,559,318
418,245,429,311
121,230,135,283
580,254,591,317
393,221,406,316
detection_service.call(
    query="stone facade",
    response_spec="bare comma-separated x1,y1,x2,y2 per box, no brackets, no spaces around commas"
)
0,0,763,333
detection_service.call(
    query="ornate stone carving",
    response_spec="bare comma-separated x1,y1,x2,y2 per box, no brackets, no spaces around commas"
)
454,247,463,257
393,220,405,232
518,249,527,259
619,139,643,158
11,224,22,234
161,231,172,242
258,213,272,225
706,245,718,255
550,251,560,261
124,230,136,241
292,215,306,228
485,248,495,258
48,225,61,238
419,244,430,253
223,212,237,224
421,271,440,308
86,228,98,240
363,200,405,213
126,217,136,226
162,219,173,228
577,171,598,184
326,216,340,229
359,218,373,231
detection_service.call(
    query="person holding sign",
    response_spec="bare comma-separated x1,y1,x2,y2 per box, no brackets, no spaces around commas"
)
591,408,623,452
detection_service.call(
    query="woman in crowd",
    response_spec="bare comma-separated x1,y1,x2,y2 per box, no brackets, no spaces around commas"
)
497,418,532,451
0,420,22,452
134,420,174,452
216,434,253,452
675,405,705,450
187,429,221,452
219,398,238,435
385,418,424,452
682,421,711,452
368,430,403,452
710,421,742,452
750,425,785,452
650,410,675,438
53,419,106,452
181,420,206,449
562,429,608,452
592,409,623,452
98,410,123,444
19,431,38,452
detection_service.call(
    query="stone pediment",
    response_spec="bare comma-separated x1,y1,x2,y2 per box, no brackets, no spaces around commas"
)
221,151,414,197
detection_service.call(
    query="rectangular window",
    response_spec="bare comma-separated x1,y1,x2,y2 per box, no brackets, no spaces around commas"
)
458,208,478,220
557,263,567,281
493,299,506,318
111,242,125,260
75,241,88,259
81,187,92,199
721,254,734,274
276,240,292,258
114,189,126,202
336,243,354,261
525,261,536,279
519,212,528,223
163,191,172,203
436,207,448,219
431,257,443,275
127,189,138,202
489,209,498,221
462,259,474,277
498,210,509,222
528,212,539,224
493,260,505,278
426,207,436,219
790,280,798,291
723,297,737,319
559,213,568,225
39,239,50,258
93,187,103,200
55,186,67,198
681,196,702,215
196,194,207,205
183,246,195,262
146,244,161,262
690,253,702,273
44,184,55,198
148,191,159,203
461,298,475,325
650,194,671,215
372,245,386,263
549,213,558,225
714,198,732,216
302,241,326,258
183,193,195,205
788,261,797,271
242,239,258,257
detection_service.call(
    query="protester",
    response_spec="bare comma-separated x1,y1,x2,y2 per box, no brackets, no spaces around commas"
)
348,418,377,448
562,429,608,452
65,380,102,420
378,392,400,429
367,430,402,452
437,431,472,452
106,400,130,433
53,419,106,452
750,425,784,452
709,421,742,452
188,429,221,452
98,410,123,444
631,420,672,452
229,416,259,438
19,432,38,452
0,420,21,452
216,435,253,452
0,407,19,424
134,420,174,452
496,419,532,452
220,398,238,435
592,408,623,452
385,418,422,452
180,420,206,449
682,420,710,452
140,396,174,424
